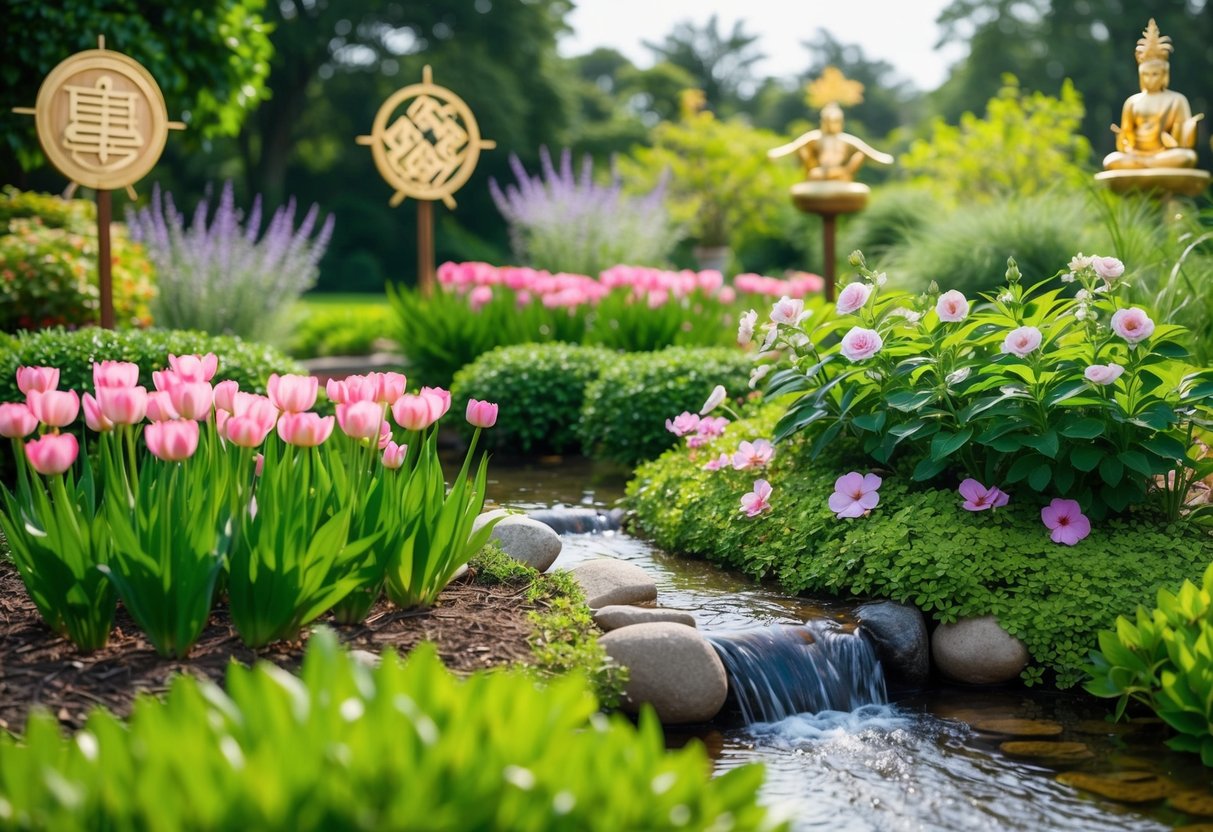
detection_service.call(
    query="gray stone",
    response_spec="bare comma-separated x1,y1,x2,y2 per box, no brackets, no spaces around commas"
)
600,622,727,723
568,559,657,608
932,615,1029,685
474,510,562,573
594,605,696,632
856,601,929,686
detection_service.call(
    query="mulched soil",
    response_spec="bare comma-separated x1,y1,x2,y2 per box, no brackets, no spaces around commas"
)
0,562,538,734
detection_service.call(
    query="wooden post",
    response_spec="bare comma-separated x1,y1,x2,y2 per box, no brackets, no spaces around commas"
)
417,200,435,295
96,189,114,329
822,213,837,302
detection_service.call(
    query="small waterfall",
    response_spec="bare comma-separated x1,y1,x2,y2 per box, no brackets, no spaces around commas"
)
706,619,887,724
526,507,625,535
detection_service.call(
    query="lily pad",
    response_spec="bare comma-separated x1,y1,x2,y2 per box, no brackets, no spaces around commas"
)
1172,791,1213,817
973,718,1063,736
1072,719,1140,736
1056,771,1174,803
1000,741,1092,761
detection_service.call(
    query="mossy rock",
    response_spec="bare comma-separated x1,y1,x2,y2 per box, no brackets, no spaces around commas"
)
1171,791,1213,817
1056,771,1175,802
999,740,1093,761
973,718,1063,737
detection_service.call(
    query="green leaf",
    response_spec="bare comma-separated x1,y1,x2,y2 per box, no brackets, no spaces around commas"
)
1022,430,1059,459
912,456,949,482
1099,455,1124,487
1118,450,1154,477
930,427,973,460
886,390,935,412
1006,453,1046,484
1058,417,1104,439
1028,464,1052,491
1071,445,1104,472
851,411,886,432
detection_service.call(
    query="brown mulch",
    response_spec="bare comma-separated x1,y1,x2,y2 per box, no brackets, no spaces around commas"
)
0,562,538,734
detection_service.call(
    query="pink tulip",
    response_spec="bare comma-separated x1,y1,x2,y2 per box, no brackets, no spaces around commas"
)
92,360,140,389
82,393,115,432
167,353,218,383
829,472,881,519
254,453,264,476
213,380,240,413
96,385,149,425
1110,308,1155,345
340,374,380,404
1084,364,1124,385
16,366,59,395
26,389,80,428
146,391,180,422
732,439,775,470
1041,498,1091,545
770,296,806,325
378,372,408,405
378,419,392,449
420,386,451,419
151,369,177,393
166,379,213,421
0,402,38,438
276,412,335,447
325,378,349,405
466,398,499,429
224,415,274,448
145,419,200,462
840,327,883,362
935,290,969,323
958,479,1010,512
382,440,407,469
392,394,440,431
1000,326,1043,358
703,452,731,471
665,411,700,437
25,432,78,475
835,282,872,315
739,479,773,517
469,285,493,311
267,373,318,413
231,393,279,434
337,400,385,440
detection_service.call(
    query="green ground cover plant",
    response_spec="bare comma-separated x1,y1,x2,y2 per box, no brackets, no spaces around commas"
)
628,406,1213,688
287,301,392,358
0,629,783,831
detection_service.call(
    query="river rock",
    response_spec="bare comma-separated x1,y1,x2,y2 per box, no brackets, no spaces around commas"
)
594,605,696,632
526,507,626,535
473,510,562,572
599,622,727,723
855,600,929,686
932,615,1029,685
568,559,657,608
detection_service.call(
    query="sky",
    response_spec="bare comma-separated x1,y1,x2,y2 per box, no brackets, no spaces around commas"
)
559,0,967,92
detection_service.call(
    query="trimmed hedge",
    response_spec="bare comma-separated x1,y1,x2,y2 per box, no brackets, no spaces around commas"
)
627,405,1213,688
580,346,753,467
451,343,616,455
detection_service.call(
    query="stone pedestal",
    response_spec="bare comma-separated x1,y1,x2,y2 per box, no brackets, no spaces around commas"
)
1094,167,1209,198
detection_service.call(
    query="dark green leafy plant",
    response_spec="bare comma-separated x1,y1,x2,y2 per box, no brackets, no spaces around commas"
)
287,303,393,358
580,346,754,466
1086,562,1213,765
628,406,1213,688
451,343,616,454
0,630,784,831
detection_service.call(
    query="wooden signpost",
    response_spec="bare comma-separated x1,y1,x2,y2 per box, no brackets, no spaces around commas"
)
358,65,495,293
13,36,183,328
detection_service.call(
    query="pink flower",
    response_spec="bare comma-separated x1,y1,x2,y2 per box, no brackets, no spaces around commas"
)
325,378,349,405
1084,363,1125,385
1041,498,1091,545
26,389,79,428
213,380,240,413
829,472,882,518
378,372,408,405
277,412,336,447
469,285,493,311
740,479,773,517
420,386,451,419
835,282,872,315
958,479,1010,512
665,411,700,437
1110,308,1154,345
1091,256,1124,283
146,391,180,422
703,452,731,471
96,385,149,425
223,415,274,448
0,402,38,438
1000,326,1043,357
935,290,969,323
770,296,806,325
738,309,758,345
337,400,385,440
392,394,441,431
167,353,218,383
24,432,78,475
732,439,774,470
145,419,200,462
718,286,736,304
840,327,883,362
82,393,114,433
93,360,139,389
165,379,213,422
696,416,729,438
254,453,264,476
340,374,380,404
16,366,59,395
267,373,319,414
382,440,407,469
466,398,499,429
378,419,392,449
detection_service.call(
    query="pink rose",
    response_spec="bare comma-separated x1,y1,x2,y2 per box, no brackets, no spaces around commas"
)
935,290,969,323
1084,363,1124,385
835,282,872,315
840,327,883,362
770,296,806,325
1110,308,1154,345
1091,256,1124,283
1041,498,1091,546
829,471,881,519
1000,326,1042,358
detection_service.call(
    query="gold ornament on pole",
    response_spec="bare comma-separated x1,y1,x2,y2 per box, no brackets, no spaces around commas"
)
13,36,184,328
1095,18,1208,198
357,65,495,293
768,67,894,301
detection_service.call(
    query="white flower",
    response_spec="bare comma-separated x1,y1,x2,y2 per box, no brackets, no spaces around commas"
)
789,332,811,349
874,272,888,286
1075,307,1088,321
1076,289,1092,301
699,385,727,415
737,309,758,345
760,325,779,351
1069,253,1092,273
998,292,1014,303
890,307,922,323
1061,273,1076,283
770,295,805,325
748,364,772,389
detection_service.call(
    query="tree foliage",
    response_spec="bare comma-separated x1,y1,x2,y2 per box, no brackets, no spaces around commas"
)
643,14,765,114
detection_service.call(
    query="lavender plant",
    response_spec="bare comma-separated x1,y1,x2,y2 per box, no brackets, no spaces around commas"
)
126,181,334,340
489,147,681,276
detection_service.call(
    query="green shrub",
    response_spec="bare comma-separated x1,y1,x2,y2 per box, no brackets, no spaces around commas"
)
451,343,616,455
0,201,156,332
0,185,93,232
839,185,942,268
0,630,783,831
627,406,1213,688
287,303,393,358
1086,562,1213,764
580,346,753,467
0,327,305,410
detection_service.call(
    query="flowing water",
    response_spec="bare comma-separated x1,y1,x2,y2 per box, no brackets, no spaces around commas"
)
485,456,1213,831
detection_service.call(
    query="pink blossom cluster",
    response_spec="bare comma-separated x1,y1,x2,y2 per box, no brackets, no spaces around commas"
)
665,410,730,449
734,271,825,298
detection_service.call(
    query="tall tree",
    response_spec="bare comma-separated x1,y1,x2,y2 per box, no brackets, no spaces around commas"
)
643,15,765,113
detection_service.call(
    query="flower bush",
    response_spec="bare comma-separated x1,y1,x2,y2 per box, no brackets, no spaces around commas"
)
0,355,499,654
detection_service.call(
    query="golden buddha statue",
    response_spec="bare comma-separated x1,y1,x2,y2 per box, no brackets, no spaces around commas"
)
1096,19,1208,197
